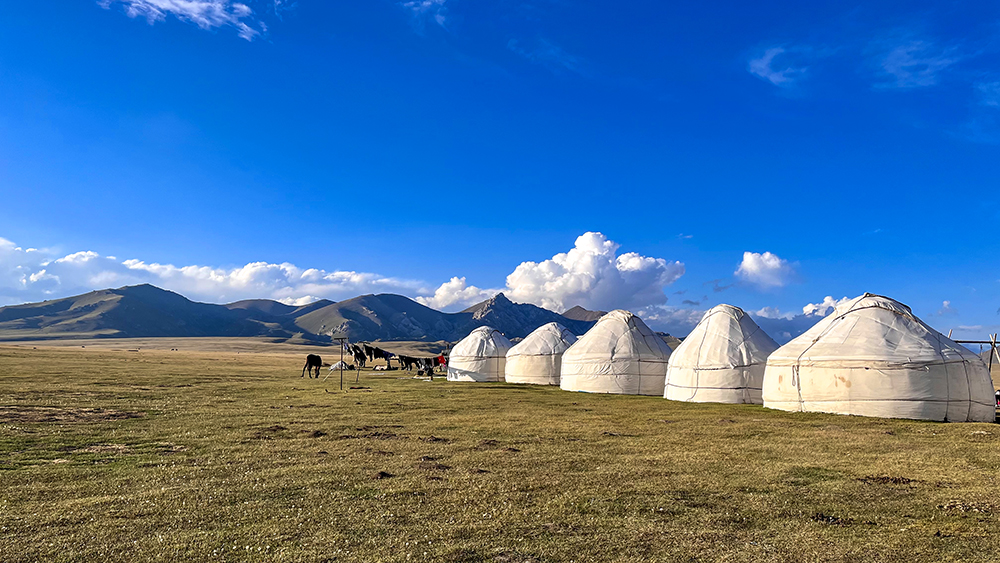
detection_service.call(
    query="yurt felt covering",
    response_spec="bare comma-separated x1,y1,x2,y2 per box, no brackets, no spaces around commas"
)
665,304,779,404
505,322,577,385
762,293,995,422
560,310,672,396
447,326,512,383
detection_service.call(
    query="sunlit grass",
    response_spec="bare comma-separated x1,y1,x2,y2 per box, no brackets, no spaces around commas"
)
1,344,999,562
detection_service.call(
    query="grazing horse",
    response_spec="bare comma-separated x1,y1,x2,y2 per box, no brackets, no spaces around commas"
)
353,350,367,368
302,354,322,378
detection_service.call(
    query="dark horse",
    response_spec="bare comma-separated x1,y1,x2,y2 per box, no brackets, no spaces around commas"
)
302,354,322,378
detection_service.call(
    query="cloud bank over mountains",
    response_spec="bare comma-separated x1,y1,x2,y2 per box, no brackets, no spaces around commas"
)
1,232,837,340
0,236,425,308
0,232,684,314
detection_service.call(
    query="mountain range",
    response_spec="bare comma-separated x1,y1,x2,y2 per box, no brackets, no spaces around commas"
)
0,284,601,344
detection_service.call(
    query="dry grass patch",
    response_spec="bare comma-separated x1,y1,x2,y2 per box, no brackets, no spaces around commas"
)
1,343,1000,562
0,406,144,423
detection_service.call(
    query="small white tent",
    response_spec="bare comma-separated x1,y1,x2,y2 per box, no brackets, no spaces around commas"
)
665,304,779,404
505,322,578,385
762,293,995,422
447,326,513,382
560,310,672,395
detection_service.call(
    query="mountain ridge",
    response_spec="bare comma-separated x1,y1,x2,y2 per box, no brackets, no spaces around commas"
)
0,285,597,344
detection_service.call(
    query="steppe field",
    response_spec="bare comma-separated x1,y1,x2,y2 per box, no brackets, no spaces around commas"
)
2,340,1000,563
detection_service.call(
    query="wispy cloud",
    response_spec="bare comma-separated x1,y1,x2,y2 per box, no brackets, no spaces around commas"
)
99,0,265,41
400,0,448,33
704,279,733,293
961,80,1000,143
748,47,807,87
507,38,587,75
978,81,1000,107
936,300,957,316
633,304,706,337
873,39,961,89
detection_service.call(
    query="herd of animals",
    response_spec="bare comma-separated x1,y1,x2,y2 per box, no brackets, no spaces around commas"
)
300,293,1000,423
300,344,445,378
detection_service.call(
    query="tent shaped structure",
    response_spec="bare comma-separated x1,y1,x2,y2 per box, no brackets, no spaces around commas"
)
762,293,995,422
665,304,779,404
447,326,513,382
560,310,672,395
505,322,578,385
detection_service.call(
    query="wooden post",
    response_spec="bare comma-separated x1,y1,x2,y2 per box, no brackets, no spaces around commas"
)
990,334,997,375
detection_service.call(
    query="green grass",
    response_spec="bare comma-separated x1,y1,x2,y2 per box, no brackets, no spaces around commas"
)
2,345,1000,562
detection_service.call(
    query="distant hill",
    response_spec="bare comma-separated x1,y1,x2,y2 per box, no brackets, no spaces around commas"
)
293,292,596,341
0,285,596,344
0,284,294,341
294,293,460,341
224,299,298,316
656,332,683,350
225,298,335,319
462,293,595,338
561,305,608,322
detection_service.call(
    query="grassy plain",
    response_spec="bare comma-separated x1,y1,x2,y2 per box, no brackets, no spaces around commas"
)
2,342,1000,562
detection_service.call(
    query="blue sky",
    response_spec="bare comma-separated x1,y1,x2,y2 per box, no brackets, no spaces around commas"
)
1,0,999,340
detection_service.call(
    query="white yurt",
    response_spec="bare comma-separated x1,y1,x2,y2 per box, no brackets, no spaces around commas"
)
762,293,995,422
665,304,779,404
505,322,578,385
447,326,513,382
560,310,673,395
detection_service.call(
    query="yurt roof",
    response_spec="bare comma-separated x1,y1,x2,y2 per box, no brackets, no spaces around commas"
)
564,309,672,360
669,304,778,369
768,293,981,367
507,322,577,357
451,326,512,358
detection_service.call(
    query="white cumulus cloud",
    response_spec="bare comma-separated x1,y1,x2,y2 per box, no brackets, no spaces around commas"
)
505,232,684,312
735,251,795,288
418,233,685,313
801,295,851,316
415,277,499,311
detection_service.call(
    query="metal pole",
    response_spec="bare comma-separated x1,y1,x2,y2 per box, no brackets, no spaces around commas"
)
329,337,346,390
